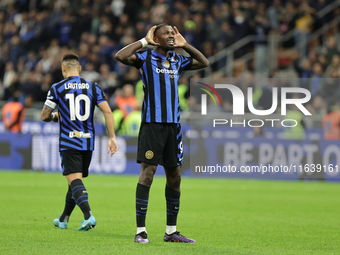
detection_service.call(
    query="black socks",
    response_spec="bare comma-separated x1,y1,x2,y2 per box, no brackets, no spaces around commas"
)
70,179,92,220
136,183,150,227
166,185,180,226
60,186,76,222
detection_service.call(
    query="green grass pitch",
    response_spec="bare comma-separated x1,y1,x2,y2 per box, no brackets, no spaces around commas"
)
0,170,339,255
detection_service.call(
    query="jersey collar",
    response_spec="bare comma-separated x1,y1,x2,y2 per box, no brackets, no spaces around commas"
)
152,50,174,60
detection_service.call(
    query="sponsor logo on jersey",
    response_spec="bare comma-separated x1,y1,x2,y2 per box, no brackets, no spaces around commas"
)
69,130,91,138
156,68,178,74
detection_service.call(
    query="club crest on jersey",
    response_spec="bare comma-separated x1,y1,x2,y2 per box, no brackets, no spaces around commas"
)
145,150,154,159
163,60,170,68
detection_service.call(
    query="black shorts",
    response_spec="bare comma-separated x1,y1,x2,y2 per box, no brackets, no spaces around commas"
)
60,150,93,177
137,123,183,167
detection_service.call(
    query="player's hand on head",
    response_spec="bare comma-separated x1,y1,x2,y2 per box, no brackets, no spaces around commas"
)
108,137,118,157
173,26,187,48
145,25,161,46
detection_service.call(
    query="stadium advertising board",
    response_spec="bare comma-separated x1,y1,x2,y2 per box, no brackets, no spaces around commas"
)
1,121,340,180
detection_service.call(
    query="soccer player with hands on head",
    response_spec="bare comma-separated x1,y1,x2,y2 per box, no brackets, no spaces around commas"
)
115,24,209,243
41,53,118,231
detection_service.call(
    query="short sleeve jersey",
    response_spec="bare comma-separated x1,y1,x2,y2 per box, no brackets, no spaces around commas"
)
134,49,192,123
44,76,106,151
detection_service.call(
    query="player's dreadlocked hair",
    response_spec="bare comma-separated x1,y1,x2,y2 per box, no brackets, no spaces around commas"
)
62,53,80,69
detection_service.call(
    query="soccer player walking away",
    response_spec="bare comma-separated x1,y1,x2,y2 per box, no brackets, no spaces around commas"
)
115,24,209,243
41,53,118,231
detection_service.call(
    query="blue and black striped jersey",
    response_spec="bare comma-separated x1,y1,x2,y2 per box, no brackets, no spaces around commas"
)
134,49,192,123
44,76,106,151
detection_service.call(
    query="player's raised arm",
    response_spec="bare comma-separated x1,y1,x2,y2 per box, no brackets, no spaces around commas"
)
173,26,209,70
98,101,118,156
115,25,160,66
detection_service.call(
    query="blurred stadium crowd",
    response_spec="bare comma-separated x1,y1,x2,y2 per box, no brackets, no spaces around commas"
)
0,0,339,135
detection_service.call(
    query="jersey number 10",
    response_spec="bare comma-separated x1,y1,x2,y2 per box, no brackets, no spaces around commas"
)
66,94,90,121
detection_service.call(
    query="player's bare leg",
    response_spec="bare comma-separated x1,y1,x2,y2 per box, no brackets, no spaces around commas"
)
163,166,195,243
135,163,157,243
66,172,83,185
139,163,157,186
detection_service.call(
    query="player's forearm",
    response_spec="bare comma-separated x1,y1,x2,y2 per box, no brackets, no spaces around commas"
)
103,111,116,139
115,40,144,64
183,43,209,68
41,112,56,122
41,105,55,122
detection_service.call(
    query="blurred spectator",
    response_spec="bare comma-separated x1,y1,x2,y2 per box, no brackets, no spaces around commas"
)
325,36,340,63
258,72,280,112
2,90,25,133
111,0,126,17
99,63,118,95
294,1,316,58
253,3,270,74
47,39,61,61
150,0,168,24
217,22,234,49
25,51,39,71
321,70,340,101
230,8,250,57
3,62,16,99
8,35,25,66
81,62,101,82
21,71,43,101
58,13,72,46
311,94,325,115
121,110,142,136
322,100,340,140
182,20,197,47
178,76,189,111
309,62,324,98
38,49,52,73
39,74,53,102
284,102,306,140
115,84,138,118
24,94,35,109
267,0,282,31
325,54,340,77
205,14,220,45
280,1,296,47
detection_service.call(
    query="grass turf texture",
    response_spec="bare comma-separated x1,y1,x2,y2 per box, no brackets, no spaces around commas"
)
0,171,339,255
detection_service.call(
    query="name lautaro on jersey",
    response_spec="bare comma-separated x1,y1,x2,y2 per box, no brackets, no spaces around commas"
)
65,82,90,90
